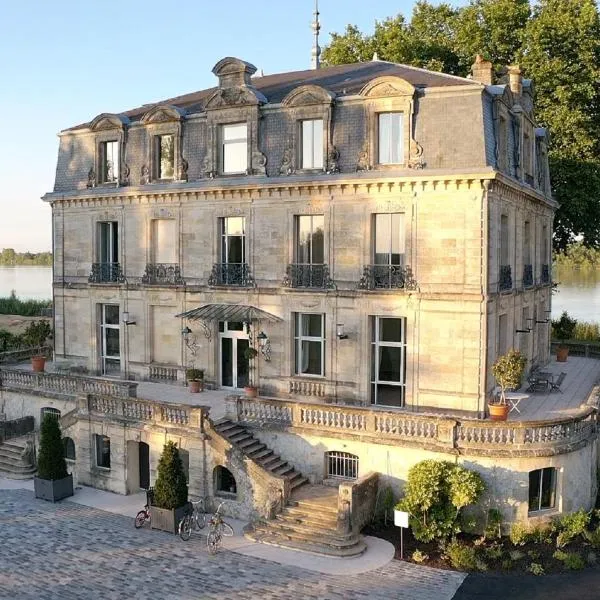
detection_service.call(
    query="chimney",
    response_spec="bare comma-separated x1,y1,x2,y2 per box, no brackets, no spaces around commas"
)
507,65,522,96
471,55,493,85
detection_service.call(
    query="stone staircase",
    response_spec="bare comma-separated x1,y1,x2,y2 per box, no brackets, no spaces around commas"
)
212,419,366,557
0,436,36,479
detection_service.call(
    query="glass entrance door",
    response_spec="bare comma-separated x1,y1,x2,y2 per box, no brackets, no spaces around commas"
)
219,322,250,389
100,304,120,375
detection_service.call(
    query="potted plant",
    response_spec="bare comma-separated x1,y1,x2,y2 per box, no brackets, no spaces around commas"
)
34,413,74,502
24,320,52,372
150,441,189,534
490,349,527,421
243,346,259,398
186,368,204,393
552,311,577,362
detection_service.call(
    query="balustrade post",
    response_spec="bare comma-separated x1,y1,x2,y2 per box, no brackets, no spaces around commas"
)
437,418,457,448
224,395,241,422
514,426,526,445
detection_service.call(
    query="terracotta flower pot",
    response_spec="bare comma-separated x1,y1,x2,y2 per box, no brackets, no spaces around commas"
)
188,380,202,393
489,403,509,421
244,386,258,398
556,346,569,362
31,355,46,373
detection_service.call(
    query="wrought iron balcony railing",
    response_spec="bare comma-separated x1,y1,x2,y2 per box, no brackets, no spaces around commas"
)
281,264,335,289
357,264,417,291
541,264,550,285
88,262,125,284
208,263,254,287
141,263,185,286
499,264,512,292
523,264,533,288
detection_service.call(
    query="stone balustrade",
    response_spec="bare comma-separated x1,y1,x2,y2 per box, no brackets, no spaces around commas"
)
84,394,207,430
0,346,52,365
0,367,138,399
225,395,598,458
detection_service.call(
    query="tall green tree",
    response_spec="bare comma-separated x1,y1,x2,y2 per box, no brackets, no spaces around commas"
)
322,0,600,251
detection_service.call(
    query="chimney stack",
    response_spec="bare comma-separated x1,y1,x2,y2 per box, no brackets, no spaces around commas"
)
471,55,493,85
507,65,523,96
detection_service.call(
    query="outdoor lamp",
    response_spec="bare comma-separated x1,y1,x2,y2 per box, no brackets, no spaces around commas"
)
181,326,192,339
336,323,348,340
257,330,271,362
181,326,199,355
122,311,136,326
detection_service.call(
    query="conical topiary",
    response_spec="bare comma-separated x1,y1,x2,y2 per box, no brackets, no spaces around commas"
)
153,441,188,510
37,414,68,481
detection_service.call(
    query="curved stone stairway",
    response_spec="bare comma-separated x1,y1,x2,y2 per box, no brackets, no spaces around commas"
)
0,436,36,479
212,419,366,557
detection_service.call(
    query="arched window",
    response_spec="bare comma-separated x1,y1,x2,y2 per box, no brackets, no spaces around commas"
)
214,465,237,496
63,437,76,461
326,451,359,480
41,407,61,422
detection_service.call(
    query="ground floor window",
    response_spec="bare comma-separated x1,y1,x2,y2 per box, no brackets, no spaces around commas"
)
326,451,358,480
370,316,406,407
95,434,111,469
214,465,237,496
63,437,76,460
529,467,556,512
41,407,61,422
294,313,325,376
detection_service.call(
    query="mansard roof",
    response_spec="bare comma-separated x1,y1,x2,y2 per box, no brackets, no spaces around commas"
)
65,59,476,132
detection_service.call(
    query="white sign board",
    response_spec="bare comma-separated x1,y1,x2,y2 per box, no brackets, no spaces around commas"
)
394,509,409,528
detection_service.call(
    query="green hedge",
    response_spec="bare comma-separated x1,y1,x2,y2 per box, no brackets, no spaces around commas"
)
0,292,52,316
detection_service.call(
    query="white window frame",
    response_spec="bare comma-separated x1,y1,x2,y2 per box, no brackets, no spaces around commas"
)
378,112,404,165
370,316,407,407
373,213,405,266
154,134,175,180
99,140,119,184
220,217,246,265
100,304,120,375
295,214,325,265
294,313,325,377
300,119,324,169
97,221,119,264
528,467,556,513
221,123,248,174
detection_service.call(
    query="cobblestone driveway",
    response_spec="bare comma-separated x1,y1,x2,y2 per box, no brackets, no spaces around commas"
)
0,489,464,600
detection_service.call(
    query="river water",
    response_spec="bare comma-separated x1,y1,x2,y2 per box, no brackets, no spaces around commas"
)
0,265,598,322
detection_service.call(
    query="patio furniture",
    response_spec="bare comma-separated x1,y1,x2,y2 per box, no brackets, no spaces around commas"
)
550,372,567,394
526,371,552,393
504,391,529,414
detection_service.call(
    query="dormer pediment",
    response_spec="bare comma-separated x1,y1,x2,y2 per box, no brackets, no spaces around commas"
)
140,104,186,125
360,76,415,98
90,113,129,131
204,86,267,110
281,85,335,107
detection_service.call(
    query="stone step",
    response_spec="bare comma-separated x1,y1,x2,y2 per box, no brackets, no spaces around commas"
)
250,448,273,460
291,499,339,516
265,459,287,472
244,442,266,455
289,476,309,491
281,507,339,527
265,519,358,545
0,459,36,474
272,464,294,477
229,431,252,443
214,421,239,434
0,448,26,461
260,454,281,468
237,437,259,450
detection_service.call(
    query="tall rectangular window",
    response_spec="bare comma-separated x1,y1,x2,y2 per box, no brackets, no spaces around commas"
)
498,314,508,356
100,304,120,375
220,217,246,264
523,221,531,264
300,119,323,169
378,112,404,164
154,134,174,180
98,222,118,264
295,215,324,264
294,313,325,376
152,219,177,264
95,434,111,469
370,317,406,407
529,467,556,512
500,215,509,266
222,123,247,174
374,213,405,265
99,140,119,183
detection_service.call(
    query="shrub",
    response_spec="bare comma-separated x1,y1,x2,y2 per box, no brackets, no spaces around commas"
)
509,523,532,546
584,525,600,548
553,510,590,547
492,349,527,404
0,293,52,317
501,558,513,570
396,460,485,543
411,549,429,563
528,562,545,576
443,539,479,571
553,549,568,561
22,320,52,347
484,542,504,560
153,441,188,510
552,311,577,343
554,550,585,570
484,508,503,540
380,486,395,526
574,321,600,342
185,368,204,381
37,414,68,481
508,550,525,561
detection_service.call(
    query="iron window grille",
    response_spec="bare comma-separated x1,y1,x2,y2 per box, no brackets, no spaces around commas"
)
326,451,359,480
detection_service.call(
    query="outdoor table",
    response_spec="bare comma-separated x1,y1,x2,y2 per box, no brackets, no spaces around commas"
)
504,392,529,414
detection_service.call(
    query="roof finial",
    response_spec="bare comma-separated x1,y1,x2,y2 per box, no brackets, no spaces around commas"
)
311,0,321,69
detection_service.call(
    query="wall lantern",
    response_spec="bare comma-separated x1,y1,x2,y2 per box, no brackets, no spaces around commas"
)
181,326,199,355
122,311,136,326
336,323,348,340
257,330,271,361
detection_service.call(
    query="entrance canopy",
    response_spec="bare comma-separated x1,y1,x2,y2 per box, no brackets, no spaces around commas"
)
175,303,282,323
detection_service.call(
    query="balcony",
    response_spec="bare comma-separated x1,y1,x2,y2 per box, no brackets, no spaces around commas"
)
88,262,125,284
522,264,533,288
141,263,185,286
499,265,512,292
208,263,254,287
281,264,335,289
358,264,417,291
541,264,550,285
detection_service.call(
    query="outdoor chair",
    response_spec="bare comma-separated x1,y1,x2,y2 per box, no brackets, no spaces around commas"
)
550,372,567,393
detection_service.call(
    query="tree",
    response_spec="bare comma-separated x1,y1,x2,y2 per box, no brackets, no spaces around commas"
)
153,441,188,510
37,414,68,481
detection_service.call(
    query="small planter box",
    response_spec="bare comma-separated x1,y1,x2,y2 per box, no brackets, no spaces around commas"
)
34,474,73,502
151,504,188,534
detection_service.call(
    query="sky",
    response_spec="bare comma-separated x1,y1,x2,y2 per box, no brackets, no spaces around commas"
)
0,0,464,252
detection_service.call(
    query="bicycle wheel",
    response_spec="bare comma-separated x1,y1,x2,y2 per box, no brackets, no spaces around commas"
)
134,511,147,529
196,511,207,530
207,531,220,554
220,521,234,537
179,515,192,541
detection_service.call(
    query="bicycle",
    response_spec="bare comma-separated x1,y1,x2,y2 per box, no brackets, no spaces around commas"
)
178,499,207,541
206,502,234,554
134,488,154,529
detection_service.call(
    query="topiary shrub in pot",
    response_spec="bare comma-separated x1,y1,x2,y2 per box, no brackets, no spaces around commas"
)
34,413,73,502
186,368,204,393
490,349,527,421
151,441,188,533
24,320,52,372
243,346,259,397
552,311,577,362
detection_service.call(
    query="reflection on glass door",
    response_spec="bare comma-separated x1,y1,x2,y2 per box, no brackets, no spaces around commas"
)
101,304,120,375
219,321,249,389
370,316,406,407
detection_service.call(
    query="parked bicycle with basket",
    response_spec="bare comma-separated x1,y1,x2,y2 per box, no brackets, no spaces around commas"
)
206,502,234,554
178,499,207,541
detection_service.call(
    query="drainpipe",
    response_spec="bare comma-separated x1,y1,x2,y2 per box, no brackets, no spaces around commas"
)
479,181,490,418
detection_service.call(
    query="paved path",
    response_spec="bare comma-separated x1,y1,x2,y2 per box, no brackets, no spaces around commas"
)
0,489,465,600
